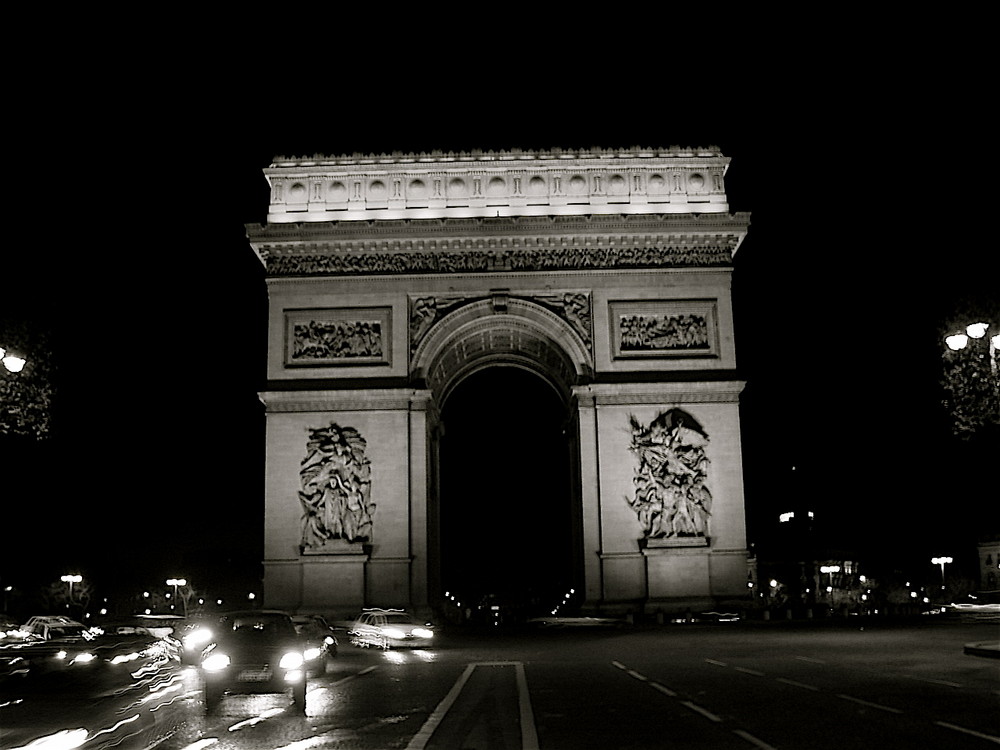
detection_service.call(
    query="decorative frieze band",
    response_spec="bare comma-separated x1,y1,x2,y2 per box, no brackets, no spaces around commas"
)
257,244,735,277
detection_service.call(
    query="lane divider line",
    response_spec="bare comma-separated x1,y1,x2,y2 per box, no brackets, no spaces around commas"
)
514,661,540,750
776,677,820,691
405,662,538,750
903,675,963,688
612,661,779,750
835,694,904,714
680,700,722,723
934,720,1000,745
732,728,779,750
705,658,728,667
734,667,766,677
793,656,826,664
330,665,378,687
406,664,475,750
650,682,677,697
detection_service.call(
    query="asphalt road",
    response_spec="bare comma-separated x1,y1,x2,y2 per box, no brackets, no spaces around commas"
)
6,618,999,749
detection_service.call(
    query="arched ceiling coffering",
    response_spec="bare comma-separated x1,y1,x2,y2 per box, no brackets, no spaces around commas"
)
410,298,592,409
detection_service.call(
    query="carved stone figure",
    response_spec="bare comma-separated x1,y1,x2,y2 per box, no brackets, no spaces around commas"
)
292,319,383,361
299,423,374,548
627,409,712,539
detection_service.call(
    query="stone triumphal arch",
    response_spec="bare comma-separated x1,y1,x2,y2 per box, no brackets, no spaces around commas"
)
246,147,751,618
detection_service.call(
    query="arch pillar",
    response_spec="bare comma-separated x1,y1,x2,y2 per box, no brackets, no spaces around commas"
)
407,389,434,617
572,386,604,608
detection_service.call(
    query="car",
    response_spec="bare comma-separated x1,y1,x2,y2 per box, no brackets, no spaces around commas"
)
19,615,88,641
349,608,435,649
199,610,307,712
292,615,338,675
178,616,217,664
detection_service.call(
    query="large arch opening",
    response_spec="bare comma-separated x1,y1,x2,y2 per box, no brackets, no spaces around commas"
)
438,365,579,618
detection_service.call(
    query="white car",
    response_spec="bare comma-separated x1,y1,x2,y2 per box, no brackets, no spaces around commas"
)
19,616,87,641
349,609,434,649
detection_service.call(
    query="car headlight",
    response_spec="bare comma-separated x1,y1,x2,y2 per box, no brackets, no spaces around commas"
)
279,651,304,670
304,647,322,661
412,627,434,639
69,652,97,664
184,628,213,649
202,652,231,671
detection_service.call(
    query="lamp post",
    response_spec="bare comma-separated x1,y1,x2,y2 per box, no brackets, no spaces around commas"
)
60,574,82,608
820,565,841,601
166,578,187,617
931,556,952,590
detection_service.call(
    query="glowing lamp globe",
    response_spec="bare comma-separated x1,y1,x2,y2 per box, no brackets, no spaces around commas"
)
966,322,989,338
945,334,968,351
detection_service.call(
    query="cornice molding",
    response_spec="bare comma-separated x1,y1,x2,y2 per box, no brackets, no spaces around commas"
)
572,381,746,406
258,388,429,412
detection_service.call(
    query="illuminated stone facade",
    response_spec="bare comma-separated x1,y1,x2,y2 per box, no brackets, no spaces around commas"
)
247,147,751,617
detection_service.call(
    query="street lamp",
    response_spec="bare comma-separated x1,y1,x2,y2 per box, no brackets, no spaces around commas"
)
941,320,1000,438
820,565,841,599
166,578,187,617
61,574,82,606
931,556,953,590
0,346,27,373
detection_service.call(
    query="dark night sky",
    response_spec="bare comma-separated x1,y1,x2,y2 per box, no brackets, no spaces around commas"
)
2,48,997,607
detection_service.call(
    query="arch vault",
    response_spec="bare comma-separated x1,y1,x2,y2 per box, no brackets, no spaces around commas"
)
248,146,752,619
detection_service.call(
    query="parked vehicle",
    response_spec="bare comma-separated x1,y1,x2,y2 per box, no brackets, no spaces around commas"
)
199,610,307,712
349,608,434,649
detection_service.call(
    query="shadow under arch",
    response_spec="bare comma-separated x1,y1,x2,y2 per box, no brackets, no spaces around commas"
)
412,297,591,620
437,364,578,618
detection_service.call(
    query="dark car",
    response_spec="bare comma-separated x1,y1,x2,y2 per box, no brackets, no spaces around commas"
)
199,610,307,712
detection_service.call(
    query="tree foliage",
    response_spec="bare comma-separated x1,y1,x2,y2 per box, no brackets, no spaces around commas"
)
939,294,1000,440
0,319,54,439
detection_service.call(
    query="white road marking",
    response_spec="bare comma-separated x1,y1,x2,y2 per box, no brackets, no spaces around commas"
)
680,700,722,722
650,681,677,697
835,694,904,714
794,656,826,664
776,677,820,691
406,661,537,750
228,707,284,731
903,674,963,688
934,720,1000,745
732,728,779,749
330,665,377,686
734,667,765,677
627,669,648,681
705,658,728,667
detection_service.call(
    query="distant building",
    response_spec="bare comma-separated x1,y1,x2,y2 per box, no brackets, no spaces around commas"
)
979,538,1000,590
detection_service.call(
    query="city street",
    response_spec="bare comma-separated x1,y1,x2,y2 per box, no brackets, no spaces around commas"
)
137,619,996,749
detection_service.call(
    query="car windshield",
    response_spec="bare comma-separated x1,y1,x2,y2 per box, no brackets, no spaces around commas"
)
221,614,295,638
384,613,417,625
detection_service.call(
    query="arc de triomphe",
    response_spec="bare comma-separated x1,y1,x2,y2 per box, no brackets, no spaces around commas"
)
246,146,751,618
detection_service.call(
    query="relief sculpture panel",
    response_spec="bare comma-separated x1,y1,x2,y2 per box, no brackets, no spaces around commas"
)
299,422,375,552
626,409,712,543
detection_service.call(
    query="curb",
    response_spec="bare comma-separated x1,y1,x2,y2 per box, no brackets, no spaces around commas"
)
963,641,1000,659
